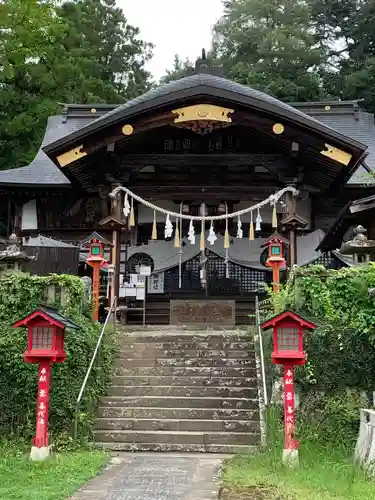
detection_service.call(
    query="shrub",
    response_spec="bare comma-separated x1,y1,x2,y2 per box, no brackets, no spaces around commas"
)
0,272,116,444
260,264,375,444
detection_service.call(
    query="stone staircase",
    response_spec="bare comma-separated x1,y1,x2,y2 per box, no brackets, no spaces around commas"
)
95,328,262,453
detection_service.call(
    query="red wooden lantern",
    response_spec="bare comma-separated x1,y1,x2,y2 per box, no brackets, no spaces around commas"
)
12,307,78,461
261,310,316,465
261,232,289,293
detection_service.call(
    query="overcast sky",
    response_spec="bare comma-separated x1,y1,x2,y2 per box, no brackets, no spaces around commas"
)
118,0,224,80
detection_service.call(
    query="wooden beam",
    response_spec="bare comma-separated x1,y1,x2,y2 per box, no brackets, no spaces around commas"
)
116,153,288,168
350,200,375,214
126,185,280,200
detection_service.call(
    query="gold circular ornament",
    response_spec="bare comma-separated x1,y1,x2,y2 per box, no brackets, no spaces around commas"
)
122,124,134,136
90,108,97,113
272,123,284,135
324,105,331,111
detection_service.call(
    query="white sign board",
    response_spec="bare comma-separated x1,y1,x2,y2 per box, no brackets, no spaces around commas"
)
139,265,152,276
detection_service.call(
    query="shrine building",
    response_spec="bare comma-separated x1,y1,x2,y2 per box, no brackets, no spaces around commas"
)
1,68,374,325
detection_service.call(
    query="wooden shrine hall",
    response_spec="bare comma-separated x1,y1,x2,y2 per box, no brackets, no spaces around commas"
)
1,66,374,325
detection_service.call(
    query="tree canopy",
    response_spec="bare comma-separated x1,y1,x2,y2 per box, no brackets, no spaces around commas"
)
0,0,153,171
162,0,375,112
3,0,375,172
213,0,326,102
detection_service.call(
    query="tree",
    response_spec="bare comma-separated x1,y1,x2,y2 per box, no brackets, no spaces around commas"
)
0,0,65,168
337,1,375,112
0,0,153,171
160,55,195,84
308,0,375,111
212,0,328,101
58,0,153,101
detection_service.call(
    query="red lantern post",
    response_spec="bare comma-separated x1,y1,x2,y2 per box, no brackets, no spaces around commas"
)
261,310,316,465
81,232,112,322
12,307,78,461
261,232,289,293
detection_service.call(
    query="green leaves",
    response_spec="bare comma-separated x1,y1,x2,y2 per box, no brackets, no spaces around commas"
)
212,0,327,101
0,273,116,444
265,264,375,394
0,0,153,171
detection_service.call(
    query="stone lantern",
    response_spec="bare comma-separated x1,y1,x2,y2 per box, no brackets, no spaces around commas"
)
0,233,34,274
340,225,375,263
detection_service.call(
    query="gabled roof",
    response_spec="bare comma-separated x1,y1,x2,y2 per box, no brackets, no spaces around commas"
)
81,231,113,247
0,77,373,189
43,73,366,156
12,306,79,329
260,310,317,330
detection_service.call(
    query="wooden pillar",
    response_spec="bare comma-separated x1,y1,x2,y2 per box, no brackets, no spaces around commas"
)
281,190,307,268
14,203,21,237
289,228,297,267
110,184,122,302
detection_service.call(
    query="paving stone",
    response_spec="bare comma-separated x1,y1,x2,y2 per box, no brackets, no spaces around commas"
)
71,454,223,500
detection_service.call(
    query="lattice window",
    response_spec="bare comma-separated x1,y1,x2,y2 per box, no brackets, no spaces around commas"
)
314,252,346,270
32,327,53,349
164,254,201,293
277,327,299,351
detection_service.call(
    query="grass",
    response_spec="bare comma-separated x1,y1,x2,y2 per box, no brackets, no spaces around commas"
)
0,441,108,500
221,410,375,500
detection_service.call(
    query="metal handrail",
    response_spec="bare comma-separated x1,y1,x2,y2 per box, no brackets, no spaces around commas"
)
255,295,268,406
73,296,117,442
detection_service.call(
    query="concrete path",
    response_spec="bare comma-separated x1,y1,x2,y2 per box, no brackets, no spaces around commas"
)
71,453,230,500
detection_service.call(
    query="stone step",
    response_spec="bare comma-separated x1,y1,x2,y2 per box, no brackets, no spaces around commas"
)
97,406,259,420
117,348,254,359
96,442,257,454
95,418,260,433
94,429,260,446
100,396,259,409
116,334,250,344
117,340,254,350
111,375,257,387
114,365,257,377
107,385,258,398
95,329,260,453
115,357,256,368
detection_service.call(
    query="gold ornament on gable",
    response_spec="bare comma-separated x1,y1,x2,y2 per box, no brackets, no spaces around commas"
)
320,144,352,166
57,145,87,167
172,104,234,135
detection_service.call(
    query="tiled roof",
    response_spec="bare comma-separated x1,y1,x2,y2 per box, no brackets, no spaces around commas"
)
0,115,93,186
44,73,366,153
292,102,375,184
23,235,79,248
0,74,374,187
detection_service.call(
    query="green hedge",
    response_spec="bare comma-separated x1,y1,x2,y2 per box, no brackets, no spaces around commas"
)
262,264,375,444
0,272,116,444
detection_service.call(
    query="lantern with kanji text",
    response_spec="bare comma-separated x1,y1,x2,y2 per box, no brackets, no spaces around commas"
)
12,306,78,461
261,310,316,465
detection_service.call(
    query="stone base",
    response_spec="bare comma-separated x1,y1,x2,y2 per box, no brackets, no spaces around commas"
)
170,300,235,326
355,409,375,470
30,445,50,461
282,448,299,466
